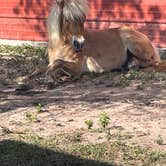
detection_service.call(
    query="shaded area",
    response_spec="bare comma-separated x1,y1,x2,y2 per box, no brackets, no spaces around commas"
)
0,47,165,113
0,71,165,113
0,140,115,166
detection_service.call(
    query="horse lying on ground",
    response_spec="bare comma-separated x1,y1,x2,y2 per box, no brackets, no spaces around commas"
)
17,0,166,90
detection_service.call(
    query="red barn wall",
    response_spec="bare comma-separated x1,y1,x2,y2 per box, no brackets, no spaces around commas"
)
0,0,166,47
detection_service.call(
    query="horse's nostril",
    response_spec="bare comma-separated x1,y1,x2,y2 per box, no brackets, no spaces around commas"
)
72,36,85,51
73,40,80,50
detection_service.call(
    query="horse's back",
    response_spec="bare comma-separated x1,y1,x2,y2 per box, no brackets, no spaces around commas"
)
83,28,127,72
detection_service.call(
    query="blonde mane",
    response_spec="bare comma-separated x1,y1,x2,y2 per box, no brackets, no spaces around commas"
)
47,0,88,47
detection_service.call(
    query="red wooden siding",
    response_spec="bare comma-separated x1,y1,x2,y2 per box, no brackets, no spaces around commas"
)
0,0,165,47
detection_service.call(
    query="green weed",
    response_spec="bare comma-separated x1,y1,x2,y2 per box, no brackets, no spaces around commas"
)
99,112,110,129
85,119,94,129
25,112,37,122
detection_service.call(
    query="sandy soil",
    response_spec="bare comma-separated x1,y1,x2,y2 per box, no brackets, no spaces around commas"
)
0,54,166,152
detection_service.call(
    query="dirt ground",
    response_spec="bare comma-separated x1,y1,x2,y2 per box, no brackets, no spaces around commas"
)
0,52,166,154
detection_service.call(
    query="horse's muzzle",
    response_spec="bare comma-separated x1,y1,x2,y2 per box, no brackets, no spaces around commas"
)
72,36,85,52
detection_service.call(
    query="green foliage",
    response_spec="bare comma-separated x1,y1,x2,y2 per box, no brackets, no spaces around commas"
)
36,103,42,113
148,151,164,163
72,143,108,160
99,112,110,128
85,119,94,129
25,112,37,122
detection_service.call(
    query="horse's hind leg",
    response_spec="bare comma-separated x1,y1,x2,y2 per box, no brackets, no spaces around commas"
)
120,27,161,70
126,44,166,71
127,42,160,69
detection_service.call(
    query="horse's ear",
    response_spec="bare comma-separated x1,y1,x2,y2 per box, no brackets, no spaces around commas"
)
56,0,64,10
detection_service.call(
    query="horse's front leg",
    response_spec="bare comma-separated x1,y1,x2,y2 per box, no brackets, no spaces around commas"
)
48,59,81,83
15,60,81,92
15,67,49,92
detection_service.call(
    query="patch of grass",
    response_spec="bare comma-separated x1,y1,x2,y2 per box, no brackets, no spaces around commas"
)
71,143,108,160
1,133,166,166
0,45,47,58
106,132,133,142
85,119,94,129
103,70,166,89
0,139,113,166
147,151,166,164
105,70,165,87
0,45,49,86
126,70,166,81
110,74,131,87
25,112,38,122
0,45,48,77
69,132,83,143
19,134,56,148
57,132,84,144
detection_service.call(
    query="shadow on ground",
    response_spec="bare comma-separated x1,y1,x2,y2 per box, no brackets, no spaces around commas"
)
0,71,165,113
0,140,116,166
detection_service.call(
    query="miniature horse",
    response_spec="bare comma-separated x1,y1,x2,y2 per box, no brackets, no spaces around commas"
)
47,0,165,82
16,0,165,91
